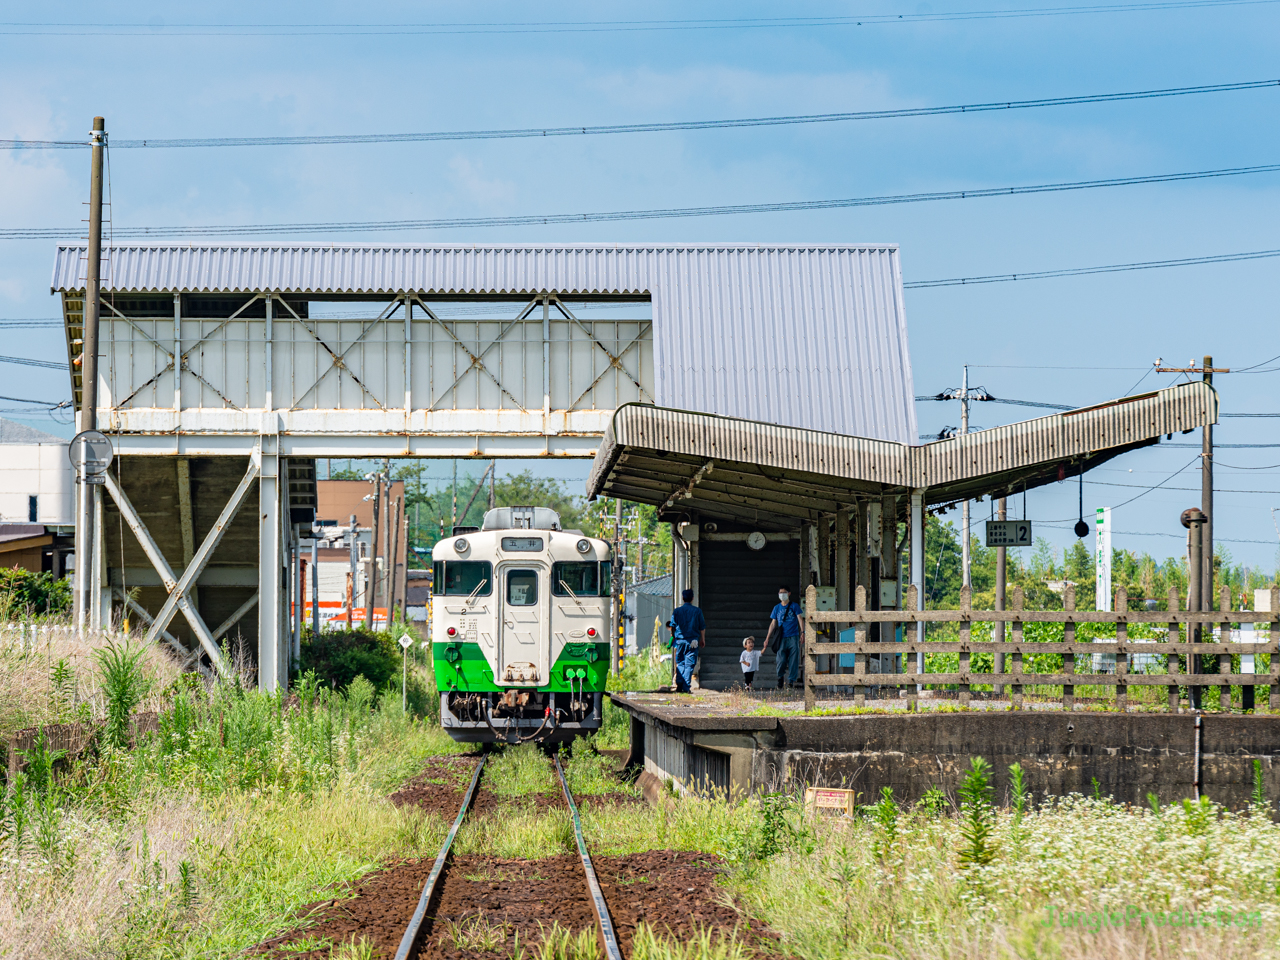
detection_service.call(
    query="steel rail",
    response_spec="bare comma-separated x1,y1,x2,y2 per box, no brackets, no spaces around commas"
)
393,755,488,960
555,755,624,960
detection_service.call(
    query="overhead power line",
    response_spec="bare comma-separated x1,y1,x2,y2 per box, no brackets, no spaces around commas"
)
7,79,1277,151
0,355,65,370
905,246,1280,288
2,2,1277,35
7,161,1280,240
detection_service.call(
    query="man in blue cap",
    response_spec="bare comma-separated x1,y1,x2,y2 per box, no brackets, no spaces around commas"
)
763,584,806,689
668,588,705,693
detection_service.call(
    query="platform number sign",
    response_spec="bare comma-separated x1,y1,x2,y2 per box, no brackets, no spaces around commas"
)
985,520,1032,547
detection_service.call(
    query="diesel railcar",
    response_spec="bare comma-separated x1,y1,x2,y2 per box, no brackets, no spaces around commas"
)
432,506,611,744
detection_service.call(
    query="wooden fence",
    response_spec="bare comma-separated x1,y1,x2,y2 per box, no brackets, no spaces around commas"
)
802,583,1280,713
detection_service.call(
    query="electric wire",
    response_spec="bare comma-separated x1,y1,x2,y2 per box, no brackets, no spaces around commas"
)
0,355,66,370
8,79,1278,150
4,2,1277,35
9,160,1280,240
905,246,1280,288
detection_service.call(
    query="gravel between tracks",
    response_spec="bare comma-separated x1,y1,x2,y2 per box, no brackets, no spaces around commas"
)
389,753,643,819
257,851,775,959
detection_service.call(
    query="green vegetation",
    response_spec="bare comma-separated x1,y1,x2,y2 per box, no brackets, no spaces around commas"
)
0,623,459,960
9,614,1279,960
298,624,434,715
0,569,72,620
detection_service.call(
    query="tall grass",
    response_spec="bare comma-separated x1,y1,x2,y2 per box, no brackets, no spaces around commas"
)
0,658,461,960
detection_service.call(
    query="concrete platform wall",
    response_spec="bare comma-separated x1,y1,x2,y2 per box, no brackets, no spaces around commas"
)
617,697,1280,811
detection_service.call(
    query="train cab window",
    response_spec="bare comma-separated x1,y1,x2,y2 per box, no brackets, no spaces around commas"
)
441,561,493,596
506,569,539,606
552,562,601,597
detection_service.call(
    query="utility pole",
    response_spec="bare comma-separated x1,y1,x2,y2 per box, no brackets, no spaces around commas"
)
612,498,622,676
960,365,972,590
488,460,496,510
1201,356,1214,610
1185,508,1206,709
347,513,357,630
451,458,458,531
365,472,382,630
995,496,1007,693
1155,359,1228,625
75,116,106,634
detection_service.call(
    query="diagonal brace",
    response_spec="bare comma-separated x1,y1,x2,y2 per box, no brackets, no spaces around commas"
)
140,456,260,652
104,470,228,675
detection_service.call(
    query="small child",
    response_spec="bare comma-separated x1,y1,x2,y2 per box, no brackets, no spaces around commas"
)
740,636,761,689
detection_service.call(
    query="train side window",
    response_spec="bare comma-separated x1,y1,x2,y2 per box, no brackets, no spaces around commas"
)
443,561,492,595
551,561,600,597
432,561,444,592
507,569,538,605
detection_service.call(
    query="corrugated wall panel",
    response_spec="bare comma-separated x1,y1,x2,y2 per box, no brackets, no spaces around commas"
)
52,243,914,442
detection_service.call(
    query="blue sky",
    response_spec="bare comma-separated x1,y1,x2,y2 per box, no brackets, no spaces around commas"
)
2,1,1278,571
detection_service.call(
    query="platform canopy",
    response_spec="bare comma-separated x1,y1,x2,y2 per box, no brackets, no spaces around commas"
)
586,382,1217,530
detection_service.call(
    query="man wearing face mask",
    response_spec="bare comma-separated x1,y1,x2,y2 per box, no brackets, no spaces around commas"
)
763,586,805,690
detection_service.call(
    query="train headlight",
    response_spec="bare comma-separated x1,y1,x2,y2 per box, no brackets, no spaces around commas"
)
453,538,469,552
586,627,597,637
446,626,458,637
576,538,591,553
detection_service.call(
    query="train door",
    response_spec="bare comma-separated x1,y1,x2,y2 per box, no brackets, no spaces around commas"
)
497,562,549,685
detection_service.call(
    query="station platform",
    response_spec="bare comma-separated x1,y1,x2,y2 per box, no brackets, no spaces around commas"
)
609,690,1280,811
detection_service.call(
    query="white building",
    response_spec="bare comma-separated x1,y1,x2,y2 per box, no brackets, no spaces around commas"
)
0,418,73,525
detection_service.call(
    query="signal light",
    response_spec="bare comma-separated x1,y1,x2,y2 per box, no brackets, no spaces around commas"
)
446,626,457,637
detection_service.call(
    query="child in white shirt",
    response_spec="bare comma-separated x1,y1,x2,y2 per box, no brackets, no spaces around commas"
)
739,636,761,689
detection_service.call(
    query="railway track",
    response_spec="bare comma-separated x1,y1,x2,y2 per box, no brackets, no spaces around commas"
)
393,752,623,960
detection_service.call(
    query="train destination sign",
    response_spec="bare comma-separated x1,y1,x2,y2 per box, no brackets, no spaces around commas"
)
985,520,1033,547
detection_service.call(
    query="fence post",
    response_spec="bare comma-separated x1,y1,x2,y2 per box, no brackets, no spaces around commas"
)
1219,585,1233,712
1115,586,1128,712
854,584,867,707
1269,585,1279,712
959,585,972,708
804,584,817,712
1011,586,1024,710
905,584,918,712
1063,584,1076,712
1168,587,1183,711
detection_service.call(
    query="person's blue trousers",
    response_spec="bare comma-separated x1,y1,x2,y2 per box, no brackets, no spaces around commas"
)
774,634,801,686
674,640,698,692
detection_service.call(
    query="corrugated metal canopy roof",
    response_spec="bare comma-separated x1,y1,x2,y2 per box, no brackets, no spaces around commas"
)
52,242,916,442
586,382,1216,530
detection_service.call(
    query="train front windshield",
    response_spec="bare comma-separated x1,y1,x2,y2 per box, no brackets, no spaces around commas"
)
552,561,608,596
436,561,493,595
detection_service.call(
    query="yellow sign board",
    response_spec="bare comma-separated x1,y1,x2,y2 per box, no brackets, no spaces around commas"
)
804,786,856,816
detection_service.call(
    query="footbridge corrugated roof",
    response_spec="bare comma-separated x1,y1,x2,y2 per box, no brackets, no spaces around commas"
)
51,242,916,442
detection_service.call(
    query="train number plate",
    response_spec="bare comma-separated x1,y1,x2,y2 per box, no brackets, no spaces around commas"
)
501,537,544,551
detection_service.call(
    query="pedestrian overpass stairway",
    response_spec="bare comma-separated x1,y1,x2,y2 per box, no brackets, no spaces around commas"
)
696,538,799,690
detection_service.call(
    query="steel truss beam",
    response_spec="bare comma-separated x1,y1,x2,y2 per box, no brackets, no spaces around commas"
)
284,295,394,411
415,295,534,412
104,456,260,674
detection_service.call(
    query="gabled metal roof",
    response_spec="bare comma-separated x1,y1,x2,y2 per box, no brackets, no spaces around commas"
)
586,382,1216,529
51,242,916,442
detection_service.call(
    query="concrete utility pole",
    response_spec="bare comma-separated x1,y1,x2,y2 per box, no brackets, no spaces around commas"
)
1155,357,1228,609
347,513,357,630
960,365,972,590
1185,507,1206,709
995,496,1007,691
1201,356,1214,612
612,498,622,676
75,116,106,633
365,473,382,630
